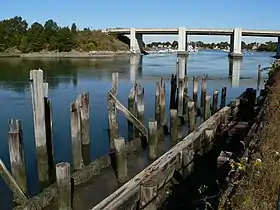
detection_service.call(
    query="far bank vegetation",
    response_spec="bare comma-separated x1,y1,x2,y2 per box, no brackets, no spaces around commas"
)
0,16,128,54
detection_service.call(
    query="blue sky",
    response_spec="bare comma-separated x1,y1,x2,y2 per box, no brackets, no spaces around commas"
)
1,0,279,43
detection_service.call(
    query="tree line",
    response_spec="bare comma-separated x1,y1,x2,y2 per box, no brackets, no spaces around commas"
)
146,40,278,52
0,16,128,53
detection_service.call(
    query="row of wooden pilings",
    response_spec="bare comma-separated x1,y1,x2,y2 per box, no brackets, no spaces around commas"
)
0,68,229,209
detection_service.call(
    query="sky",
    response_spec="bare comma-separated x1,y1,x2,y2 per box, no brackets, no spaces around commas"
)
1,0,279,43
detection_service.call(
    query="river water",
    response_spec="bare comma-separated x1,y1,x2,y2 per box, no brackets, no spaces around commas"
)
0,50,275,209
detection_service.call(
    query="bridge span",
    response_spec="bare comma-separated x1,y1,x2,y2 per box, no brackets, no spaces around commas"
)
102,27,280,58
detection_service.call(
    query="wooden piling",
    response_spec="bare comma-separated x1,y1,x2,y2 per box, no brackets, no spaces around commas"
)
113,137,127,183
128,87,135,140
212,90,219,114
177,79,184,117
221,87,227,108
0,159,28,204
140,180,157,210
184,76,188,95
200,76,207,114
148,120,158,160
159,79,167,137
8,119,27,195
108,92,119,150
136,87,145,138
70,103,84,170
79,92,90,166
193,77,198,110
30,69,50,189
44,85,55,183
56,162,72,210
257,64,262,89
170,74,177,109
155,81,160,123
188,101,196,134
170,109,178,143
204,95,211,120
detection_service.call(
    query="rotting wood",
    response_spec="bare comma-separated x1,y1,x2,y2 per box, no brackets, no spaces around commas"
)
109,91,148,137
212,90,219,114
108,91,119,150
170,109,178,143
136,87,145,137
8,119,28,195
30,69,50,189
204,95,211,120
155,81,160,124
70,102,84,170
128,87,135,140
193,77,198,110
114,137,128,184
91,106,231,210
148,120,158,160
221,87,227,108
170,74,177,109
159,79,166,127
200,76,207,115
56,162,72,210
188,101,196,134
177,79,184,117
140,179,157,210
0,159,28,204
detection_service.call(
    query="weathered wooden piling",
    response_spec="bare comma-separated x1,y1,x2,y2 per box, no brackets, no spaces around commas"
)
79,92,90,166
155,82,160,123
212,90,219,114
193,77,198,110
200,76,207,114
221,87,227,108
113,137,127,183
159,79,166,128
70,103,84,170
257,64,262,89
44,85,55,183
140,180,157,210
170,74,177,109
170,109,178,143
188,101,196,134
177,80,184,117
128,87,135,140
148,120,158,160
8,119,27,195
30,69,50,189
136,86,145,138
204,95,211,121
0,159,28,204
56,162,72,210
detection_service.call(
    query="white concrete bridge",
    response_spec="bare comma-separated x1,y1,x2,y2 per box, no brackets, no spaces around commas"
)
102,27,280,58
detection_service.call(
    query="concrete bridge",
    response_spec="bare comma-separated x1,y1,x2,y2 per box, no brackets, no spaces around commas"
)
102,27,280,58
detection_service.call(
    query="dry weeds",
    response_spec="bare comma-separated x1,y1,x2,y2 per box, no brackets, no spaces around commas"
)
230,66,280,210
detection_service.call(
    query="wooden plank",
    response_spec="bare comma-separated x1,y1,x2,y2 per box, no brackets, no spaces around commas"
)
91,106,231,210
0,159,28,204
109,91,148,137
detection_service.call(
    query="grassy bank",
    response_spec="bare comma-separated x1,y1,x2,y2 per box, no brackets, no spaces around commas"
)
229,63,280,209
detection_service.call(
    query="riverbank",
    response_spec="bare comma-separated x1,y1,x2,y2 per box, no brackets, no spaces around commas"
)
0,51,133,59
228,61,280,209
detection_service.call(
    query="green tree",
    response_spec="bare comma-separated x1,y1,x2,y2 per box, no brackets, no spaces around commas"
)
71,23,77,34
56,27,73,52
24,22,45,52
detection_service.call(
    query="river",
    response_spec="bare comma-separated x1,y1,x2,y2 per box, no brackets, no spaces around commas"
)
0,50,275,209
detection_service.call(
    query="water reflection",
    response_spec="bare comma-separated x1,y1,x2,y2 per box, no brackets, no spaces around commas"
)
130,55,143,83
229,59,241,88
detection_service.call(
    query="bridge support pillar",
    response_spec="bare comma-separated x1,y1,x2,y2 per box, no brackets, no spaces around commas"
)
229,59,241,88
130,28,144,54
276,37,280,59
228,28,243,59
130,55,142,83
178,27,188,56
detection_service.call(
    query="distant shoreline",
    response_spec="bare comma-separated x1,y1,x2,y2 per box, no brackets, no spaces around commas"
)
0,51,133,59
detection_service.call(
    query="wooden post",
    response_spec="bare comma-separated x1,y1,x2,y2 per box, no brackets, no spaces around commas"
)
170,109,178,143
8,119,27,195
136,87,145,138
193,77,198,111
170,74,177,109
56,162,72,210
108,92,119,150
212,90,219,114
155,81,160,124
44,84,55,183
128,87,135,140
0,159,28,204
257,64,262,90
184,76,188,95
148,120,158,160
30,69,49,189
140,180,157,210
200,76,207,115
70,102,84,170
221,87,227,108
204,95,211,121
188,101,196,134
183,77,188,116
159,79,167,137
79,92,90,166
113,137,127,183
177,79,184,117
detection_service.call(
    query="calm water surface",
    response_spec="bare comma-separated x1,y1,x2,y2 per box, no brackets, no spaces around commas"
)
0,50,275,209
